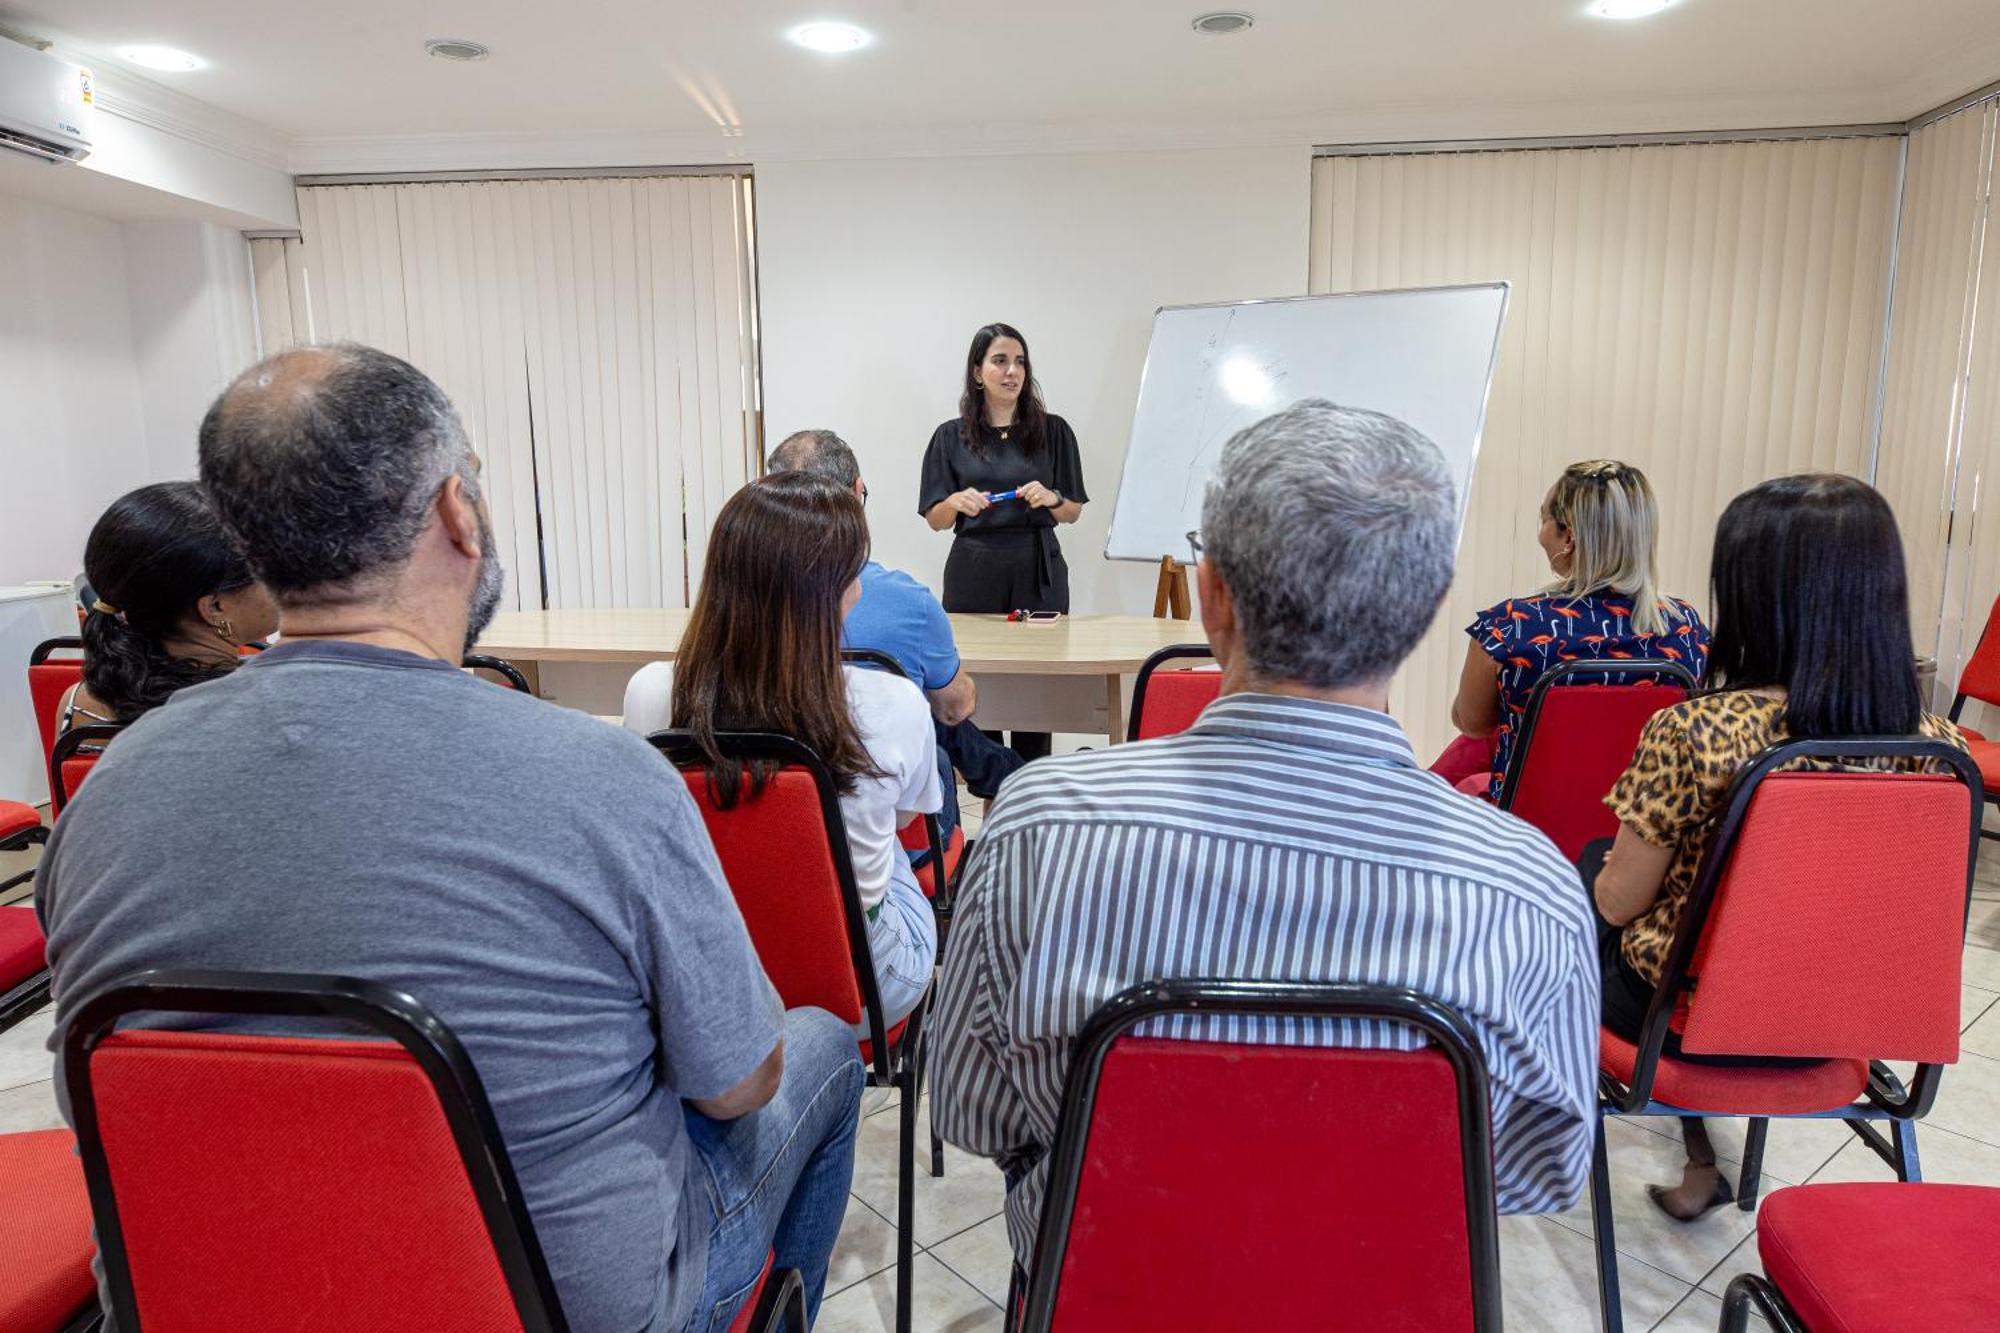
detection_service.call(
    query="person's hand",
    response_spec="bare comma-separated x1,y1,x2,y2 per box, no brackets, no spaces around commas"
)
948,488,991,517
1019,481,1062,509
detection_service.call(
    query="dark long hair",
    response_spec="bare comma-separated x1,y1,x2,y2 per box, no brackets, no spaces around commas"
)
1704,473,1922,737
80,482,255,723
957,322,1049,456
671,473,884,804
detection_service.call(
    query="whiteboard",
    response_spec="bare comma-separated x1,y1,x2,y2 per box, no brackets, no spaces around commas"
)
1104,283,1509,562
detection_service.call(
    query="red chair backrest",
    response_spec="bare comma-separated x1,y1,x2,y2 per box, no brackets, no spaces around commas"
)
1131,669,1222,741
1678,770,1971,1063
676,766,868,1027
29,658,83,773
85,1029,531,1332
1957,592,2000,708
1502,674,1689,862
1046,1039,1480,1331
0,908,47,994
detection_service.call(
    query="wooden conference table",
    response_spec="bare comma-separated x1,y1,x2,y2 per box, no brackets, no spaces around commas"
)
477,609,1206,743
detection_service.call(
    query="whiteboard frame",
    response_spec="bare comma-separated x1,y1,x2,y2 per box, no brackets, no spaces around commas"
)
1103,280,1513,564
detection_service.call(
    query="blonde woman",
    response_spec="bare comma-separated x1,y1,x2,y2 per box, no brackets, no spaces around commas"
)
1438,460,1711,799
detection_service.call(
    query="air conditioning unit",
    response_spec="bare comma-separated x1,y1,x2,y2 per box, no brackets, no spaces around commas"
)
0,39,94,164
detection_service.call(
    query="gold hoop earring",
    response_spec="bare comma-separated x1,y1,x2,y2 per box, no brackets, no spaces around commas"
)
216,618,235,644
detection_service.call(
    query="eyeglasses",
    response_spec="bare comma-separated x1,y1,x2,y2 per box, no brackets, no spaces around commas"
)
1185,529,1203,561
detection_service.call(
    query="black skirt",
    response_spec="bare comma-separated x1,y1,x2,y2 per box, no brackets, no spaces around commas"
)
942,529,1069,615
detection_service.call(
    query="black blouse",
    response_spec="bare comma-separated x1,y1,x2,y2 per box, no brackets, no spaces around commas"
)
917,416,1089,537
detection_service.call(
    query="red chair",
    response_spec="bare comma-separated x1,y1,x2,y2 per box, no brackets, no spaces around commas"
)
1126,645,1220,741
650,730,928,1333
0,906,52,1035
62,969,805,1333
49,725,120,817
1016,979,1500,1333
29,638,84,782
1589,738,1982,1333
1,798,46,895
1946,592,2000,835
1720,1182,2000,1331
463,653,534,693
0,1129,99,1332
1496,658,1695,863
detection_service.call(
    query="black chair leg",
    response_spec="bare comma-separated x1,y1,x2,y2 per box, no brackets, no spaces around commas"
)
896,1061,918,1333
931,1128,945,1178
1737,1118,1768,1211
1589,1116,1624,1333
1892,1118,1922,1182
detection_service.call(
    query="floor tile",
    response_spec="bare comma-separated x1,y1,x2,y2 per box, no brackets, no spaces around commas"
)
1652,1289,1770,1332
827,1197,899,1297
1499,1213,1687,1332
1959,944,2000,992
1962,985,2000,1035
1917,1049,2000,1147
859,1086,899,1118
1968,898,2000,953
1963,994,2000,1057
1695,1231,1762,1299
848,1096,1007,1248
928,1215,1013,1308
1629,1113,1850,1190
812,1252,1002,1333
1549,1118,1781,1286
0,1078,62,1134
1806,1121,2000,1187
0,1007,55,1091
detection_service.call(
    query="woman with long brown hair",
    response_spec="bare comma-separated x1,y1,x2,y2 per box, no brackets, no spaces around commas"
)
918,321,1088,760
673,472,941,1027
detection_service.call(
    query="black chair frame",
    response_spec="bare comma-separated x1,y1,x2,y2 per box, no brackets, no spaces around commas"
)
1493,657,1696,809
1123,644,1215,742
1019,978,1502,1333
49,725,122,817
62,969,573,1333
1589,737,1982,1333
0,950,51,1037
0,815,46,896
462,653,534,694
1719,1273,1807,1333
648,729,929,1333
30,637,84,667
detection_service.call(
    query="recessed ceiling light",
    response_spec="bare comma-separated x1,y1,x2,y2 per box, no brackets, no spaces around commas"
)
1192,12,1255,35
425,38,490,62
789,22,871,54
119,45,205,72
1585,0,1677,18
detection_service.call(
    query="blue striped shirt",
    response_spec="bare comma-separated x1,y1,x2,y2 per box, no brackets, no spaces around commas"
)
930,694,1601,1262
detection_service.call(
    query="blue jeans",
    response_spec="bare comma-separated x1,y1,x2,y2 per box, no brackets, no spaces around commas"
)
861,870,938,1033
679,1007,865,1331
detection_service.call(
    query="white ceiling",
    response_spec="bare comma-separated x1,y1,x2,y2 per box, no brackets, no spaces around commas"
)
4,0,1999,171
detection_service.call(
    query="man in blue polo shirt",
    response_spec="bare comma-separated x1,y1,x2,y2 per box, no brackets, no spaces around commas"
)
767,430,1023,836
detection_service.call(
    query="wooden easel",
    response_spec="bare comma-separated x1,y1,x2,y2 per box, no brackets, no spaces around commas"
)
1152,555,1190,620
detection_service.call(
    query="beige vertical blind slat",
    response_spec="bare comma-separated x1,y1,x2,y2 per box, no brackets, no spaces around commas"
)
1310,137,1903,763
252,174,759,613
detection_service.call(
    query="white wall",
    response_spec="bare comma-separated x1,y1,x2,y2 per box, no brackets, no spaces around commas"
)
0,192,149,583
123,220,259,480
757,146,1311,615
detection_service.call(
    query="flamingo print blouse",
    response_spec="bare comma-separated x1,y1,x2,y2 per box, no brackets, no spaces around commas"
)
1466,590,1711,801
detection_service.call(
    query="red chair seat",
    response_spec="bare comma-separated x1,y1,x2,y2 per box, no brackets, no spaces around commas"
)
727,1252,776,1333
858,1015,909,1067
1967,739,2000,790
1757,1183,2000,1331
1598,1028,1868,1115
0,800,40,844
0,909,48,994
0,1129,97,1331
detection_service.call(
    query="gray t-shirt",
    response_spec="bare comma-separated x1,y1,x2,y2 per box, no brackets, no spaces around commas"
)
37,640,780,1333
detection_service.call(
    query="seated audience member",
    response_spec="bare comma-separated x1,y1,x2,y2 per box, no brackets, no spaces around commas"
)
931,398,1600,1269
36,344,863,1332
1588,473,1966,1221
767,428,1026,824
61,481,280,735
670,471,940,1030
1438,460,1710,798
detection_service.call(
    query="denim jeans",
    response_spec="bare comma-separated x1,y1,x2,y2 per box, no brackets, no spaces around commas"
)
860,870,938,1033
679,1007,866,1331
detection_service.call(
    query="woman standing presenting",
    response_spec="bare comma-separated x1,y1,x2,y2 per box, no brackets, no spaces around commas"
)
919,322,1087,760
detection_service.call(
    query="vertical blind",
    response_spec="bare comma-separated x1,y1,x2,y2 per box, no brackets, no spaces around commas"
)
248,174,761,612
1310,137,1905,762
1874,102,2000,725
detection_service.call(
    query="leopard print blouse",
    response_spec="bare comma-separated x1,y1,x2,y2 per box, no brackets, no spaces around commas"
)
1604,691,1966,985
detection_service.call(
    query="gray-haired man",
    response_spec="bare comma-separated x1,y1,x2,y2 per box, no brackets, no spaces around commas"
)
37,344,864,1332
930,398,1600,1269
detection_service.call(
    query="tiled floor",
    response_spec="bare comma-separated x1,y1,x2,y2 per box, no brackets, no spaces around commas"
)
6,792,2000,1331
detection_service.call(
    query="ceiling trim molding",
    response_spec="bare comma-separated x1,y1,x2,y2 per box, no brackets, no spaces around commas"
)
295,164,752,185
1908,76,2000,132
1317,122,1907,157
64,58,291,171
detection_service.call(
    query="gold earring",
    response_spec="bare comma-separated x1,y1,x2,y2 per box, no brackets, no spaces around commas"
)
217,618,235,644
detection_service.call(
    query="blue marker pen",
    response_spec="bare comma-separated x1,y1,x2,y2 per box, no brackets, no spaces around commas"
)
982,489,1020,503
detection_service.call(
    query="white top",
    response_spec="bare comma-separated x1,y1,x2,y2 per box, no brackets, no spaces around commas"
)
620,660,941,912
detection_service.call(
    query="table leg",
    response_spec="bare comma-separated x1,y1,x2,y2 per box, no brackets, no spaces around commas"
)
517,659,542,698
1106,673,1126,745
